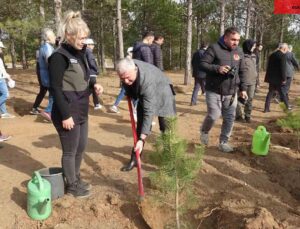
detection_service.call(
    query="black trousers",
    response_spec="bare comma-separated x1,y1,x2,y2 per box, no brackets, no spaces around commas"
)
54,120,88,185
264,83,289,111
33,63,48,109
136,103,167,137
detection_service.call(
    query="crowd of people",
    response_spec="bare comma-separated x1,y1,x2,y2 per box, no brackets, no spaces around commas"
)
0,12,298,198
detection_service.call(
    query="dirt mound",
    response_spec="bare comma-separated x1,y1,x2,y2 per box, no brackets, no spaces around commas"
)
245,208,287,229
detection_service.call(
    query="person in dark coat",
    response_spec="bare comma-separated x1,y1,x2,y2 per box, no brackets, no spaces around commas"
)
190,42,208,105
132,31,154,64
150,35,164,70
282,45,299,101
116,58,176,172
236,39,257,123
84,38,102,110
199,27,248,153
264,43,290,112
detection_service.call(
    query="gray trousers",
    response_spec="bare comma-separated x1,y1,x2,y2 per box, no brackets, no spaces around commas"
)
201,91,237,143
236,84,256,119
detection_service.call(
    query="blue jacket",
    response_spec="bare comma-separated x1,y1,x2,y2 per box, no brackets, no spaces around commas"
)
38,42,54,87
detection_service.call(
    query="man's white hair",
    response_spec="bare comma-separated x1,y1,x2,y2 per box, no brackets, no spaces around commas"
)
116,58,136,74
278,43,288,50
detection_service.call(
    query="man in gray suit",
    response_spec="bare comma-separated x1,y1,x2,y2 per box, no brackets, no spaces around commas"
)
116,58,176,171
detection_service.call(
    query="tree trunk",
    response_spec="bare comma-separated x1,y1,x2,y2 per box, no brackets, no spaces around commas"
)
22,39,27,69
169,35,172,69
39,0,45,22
175,177,180,229
184,0,192,85
196,14,202,49
219,0,226,36
10,38,16,69
99,12,106,73
81,0,85,11
279,16,284,43
245,0,252,39
259,20,264,44
116,0,124,59
113,18,117,70
179,32,182,70
54,0,62,33
253,11,257,40
231,0,235,26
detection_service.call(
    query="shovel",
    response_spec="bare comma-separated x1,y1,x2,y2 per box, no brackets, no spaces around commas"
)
127,97,145,200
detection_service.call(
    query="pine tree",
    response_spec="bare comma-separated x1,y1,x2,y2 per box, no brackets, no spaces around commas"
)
149,117,204,229
277,98,300,150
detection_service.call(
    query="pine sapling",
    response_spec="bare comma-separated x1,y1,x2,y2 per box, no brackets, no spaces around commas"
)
277,97,300,150
149,117,204,229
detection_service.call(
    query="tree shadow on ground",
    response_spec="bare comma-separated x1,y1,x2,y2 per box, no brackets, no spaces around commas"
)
32,134,155,172
0,143,46,176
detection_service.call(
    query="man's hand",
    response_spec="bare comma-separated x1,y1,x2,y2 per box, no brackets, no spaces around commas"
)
218,65,231,75
62,117,75,130
239,91,248,100
134,140,144,155
94,83,104,95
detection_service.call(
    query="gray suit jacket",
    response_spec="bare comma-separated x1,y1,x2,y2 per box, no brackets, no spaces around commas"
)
130,59,176,135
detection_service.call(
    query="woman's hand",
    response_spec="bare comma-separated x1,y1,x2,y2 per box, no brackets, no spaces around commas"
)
94,83,103,95
62,117,75,130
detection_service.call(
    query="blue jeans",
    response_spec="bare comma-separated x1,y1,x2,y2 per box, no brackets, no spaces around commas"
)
44,91,53,113
201,91,237,143
114,86,126,106
191,78,205,105
114,86,138,107
0,80,9,114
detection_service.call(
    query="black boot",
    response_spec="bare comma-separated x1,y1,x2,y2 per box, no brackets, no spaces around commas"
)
121,152,137,172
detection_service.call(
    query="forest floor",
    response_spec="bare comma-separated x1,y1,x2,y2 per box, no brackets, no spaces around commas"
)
0,69,300,229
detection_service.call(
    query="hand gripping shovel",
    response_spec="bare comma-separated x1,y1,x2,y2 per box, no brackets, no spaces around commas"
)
127,97,145,200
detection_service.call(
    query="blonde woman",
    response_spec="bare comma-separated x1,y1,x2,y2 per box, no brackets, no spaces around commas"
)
49,11,103,198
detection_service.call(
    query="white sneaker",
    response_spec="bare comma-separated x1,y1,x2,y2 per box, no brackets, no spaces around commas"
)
109,105,120,113
200,131,209,145
1,113,15,119
219,142,234,153
94,104,102,110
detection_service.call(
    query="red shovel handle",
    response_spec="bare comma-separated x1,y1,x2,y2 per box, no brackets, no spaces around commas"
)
127,97,145,199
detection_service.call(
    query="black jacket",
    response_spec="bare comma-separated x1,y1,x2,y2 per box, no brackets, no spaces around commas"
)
199,36,245,95
132,42,153,64
150,42,163,70
265,50,287,85
49,43,94,124
192,48,206,79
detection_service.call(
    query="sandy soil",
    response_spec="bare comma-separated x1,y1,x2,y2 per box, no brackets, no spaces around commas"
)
0,69,299,229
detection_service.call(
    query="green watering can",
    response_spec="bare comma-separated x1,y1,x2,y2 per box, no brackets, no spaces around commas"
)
27,171,52,220
251,125,271,156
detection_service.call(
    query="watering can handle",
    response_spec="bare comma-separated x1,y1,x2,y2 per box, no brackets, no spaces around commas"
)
258,126,266,132
34,171,44,191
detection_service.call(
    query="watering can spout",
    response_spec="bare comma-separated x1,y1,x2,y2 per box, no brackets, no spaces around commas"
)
39,198,50,215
